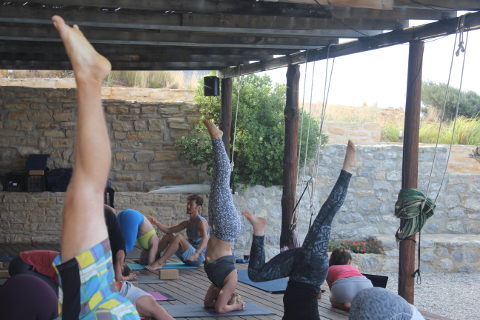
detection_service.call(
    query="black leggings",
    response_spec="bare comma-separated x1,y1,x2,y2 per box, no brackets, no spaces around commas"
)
248,170,351,289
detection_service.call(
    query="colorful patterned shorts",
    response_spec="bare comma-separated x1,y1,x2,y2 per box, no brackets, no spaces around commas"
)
54,239,139,319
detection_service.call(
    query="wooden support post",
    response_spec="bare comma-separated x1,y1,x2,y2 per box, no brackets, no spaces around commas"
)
398,40,424,304
220,78,233,155
280,65,300,250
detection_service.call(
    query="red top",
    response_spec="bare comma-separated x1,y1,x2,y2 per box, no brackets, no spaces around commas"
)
326,264,363,284
20,250,58,284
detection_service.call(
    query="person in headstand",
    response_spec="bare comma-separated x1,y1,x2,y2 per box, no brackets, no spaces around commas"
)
50,15,138,319
243,140,356,320
202,119,245,314
117,208,160,265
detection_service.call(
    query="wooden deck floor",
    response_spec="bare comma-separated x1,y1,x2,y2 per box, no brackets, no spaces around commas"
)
0,243,450,320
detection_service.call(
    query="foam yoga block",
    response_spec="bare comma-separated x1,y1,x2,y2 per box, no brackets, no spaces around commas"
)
159,269,179,280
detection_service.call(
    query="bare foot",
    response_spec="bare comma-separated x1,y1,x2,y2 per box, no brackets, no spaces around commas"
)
342,140,356,173
203,119,223,139
145,260,165,271
242,211,267,236
52,15,111,83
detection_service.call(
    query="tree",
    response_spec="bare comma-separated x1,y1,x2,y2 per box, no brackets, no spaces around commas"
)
422,81,480,120
176,74,327,186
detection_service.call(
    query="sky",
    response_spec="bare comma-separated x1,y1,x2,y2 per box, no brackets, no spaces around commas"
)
262,20,480,109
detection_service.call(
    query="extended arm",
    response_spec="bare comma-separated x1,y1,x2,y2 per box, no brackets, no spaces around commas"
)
204,284,220,308
147,216,188,234
114,249,125,281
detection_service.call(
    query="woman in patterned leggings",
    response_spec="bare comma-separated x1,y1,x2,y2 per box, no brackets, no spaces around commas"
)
243,140,356,320
202,120,245,314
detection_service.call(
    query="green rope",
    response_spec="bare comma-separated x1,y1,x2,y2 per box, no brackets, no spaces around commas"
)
395,188,435,240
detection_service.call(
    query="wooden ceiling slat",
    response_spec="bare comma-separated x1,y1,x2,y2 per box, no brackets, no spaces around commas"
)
0,6,406,32
394,0,480,11
221,10,480,78
0,25,337,50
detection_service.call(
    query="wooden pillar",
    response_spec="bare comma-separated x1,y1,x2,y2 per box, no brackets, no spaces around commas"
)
398,40,424,304
220,78,233,155
280,65,300,249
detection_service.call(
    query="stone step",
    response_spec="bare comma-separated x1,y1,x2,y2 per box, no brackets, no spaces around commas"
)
351,234,480,273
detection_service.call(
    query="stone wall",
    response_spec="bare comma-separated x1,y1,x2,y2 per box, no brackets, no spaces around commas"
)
0,192,209,243
1,144,478,272
0,86,209,191
323,121,382,144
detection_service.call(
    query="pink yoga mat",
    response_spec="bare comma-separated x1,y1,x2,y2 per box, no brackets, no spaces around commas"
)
147,291,171,301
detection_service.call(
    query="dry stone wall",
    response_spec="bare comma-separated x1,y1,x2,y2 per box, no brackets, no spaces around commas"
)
0,86,208,191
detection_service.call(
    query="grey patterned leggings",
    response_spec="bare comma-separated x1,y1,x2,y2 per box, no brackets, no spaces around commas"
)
248,170,351,288
208,137,242,243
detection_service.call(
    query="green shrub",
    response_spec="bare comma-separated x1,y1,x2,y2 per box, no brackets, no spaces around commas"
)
381,122,402,142
419,116,480,145
175,74,327,186
328,237,384,254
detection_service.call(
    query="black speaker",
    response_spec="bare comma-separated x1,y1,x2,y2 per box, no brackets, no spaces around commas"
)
204,76,220,96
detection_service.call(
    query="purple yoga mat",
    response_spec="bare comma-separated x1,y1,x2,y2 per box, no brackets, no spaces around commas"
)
147,291,171,301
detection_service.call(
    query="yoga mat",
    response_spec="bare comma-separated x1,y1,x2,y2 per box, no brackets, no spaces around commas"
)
127,263,145,271
0,256,13,262
162,262,197,269
127,262,198,270
147,291,175,301
163,303,274,317
0,278,7,286
136,274,164,284
237,269,287,294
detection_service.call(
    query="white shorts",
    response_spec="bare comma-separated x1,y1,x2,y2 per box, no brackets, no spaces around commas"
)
118,281,152,305
330,276,373,303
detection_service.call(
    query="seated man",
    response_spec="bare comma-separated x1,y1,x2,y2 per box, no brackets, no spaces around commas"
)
145,194,209,270
117,208,159,265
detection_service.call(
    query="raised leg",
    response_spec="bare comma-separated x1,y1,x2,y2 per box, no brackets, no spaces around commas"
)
289,140,355,288
53,15,112,262
243,211,298,281
204,119,241,243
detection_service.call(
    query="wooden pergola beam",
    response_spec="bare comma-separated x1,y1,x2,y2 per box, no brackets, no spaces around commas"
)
0,25,337,50
221,10,480,78
0,6,406,33
395,0,480,10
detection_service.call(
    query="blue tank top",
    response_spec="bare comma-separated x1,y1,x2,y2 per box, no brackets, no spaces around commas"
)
186,215,207,249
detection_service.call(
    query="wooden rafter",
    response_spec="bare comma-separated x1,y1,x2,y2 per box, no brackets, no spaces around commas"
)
221,10,480,77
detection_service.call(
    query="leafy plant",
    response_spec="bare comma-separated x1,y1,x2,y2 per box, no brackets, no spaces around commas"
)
176,74,327,186
419,116,480,145
422,81,480,121
328,237,384,254
381,122,402,142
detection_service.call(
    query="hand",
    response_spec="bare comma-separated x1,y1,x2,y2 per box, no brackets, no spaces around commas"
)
146,215,157,225
124,272,137,281
187,252,200,262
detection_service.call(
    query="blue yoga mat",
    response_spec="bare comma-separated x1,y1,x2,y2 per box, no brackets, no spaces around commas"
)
237,269,288,293
163,303,274,318
127,262,198,270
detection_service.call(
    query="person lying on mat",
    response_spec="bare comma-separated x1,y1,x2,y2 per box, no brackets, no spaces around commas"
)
349,287,425,320
117,281,174,320
0,274,58,320
327,247,372,311
117,208,160,265
8,250,58,294
243,140,356,320
201,119,245,313
145,194,209,270
50,15,138,318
